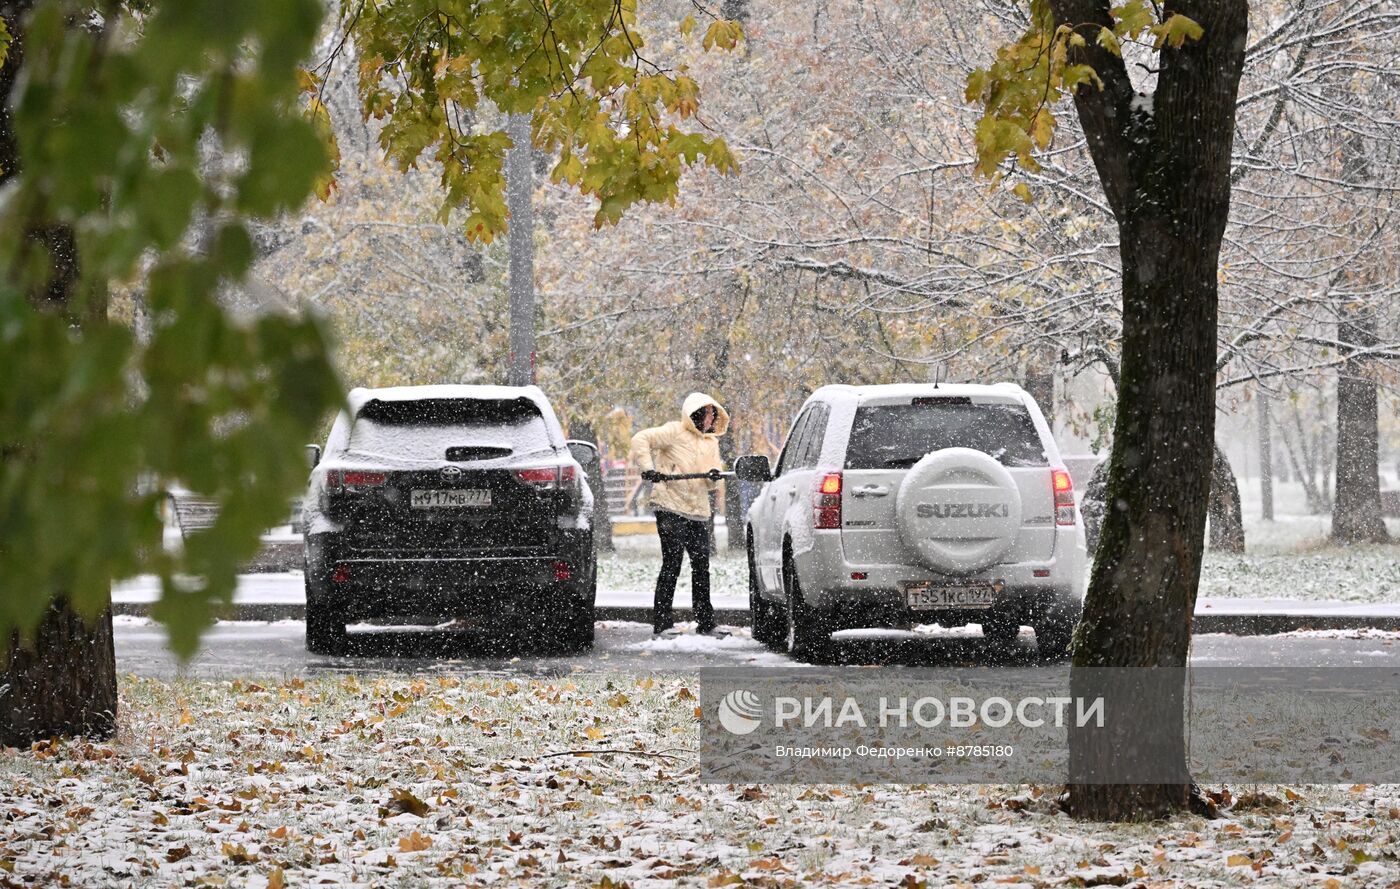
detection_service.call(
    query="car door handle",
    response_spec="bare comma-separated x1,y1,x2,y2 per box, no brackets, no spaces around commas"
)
851,484,890,498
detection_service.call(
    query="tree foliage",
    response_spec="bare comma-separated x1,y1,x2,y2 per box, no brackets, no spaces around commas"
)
964,0,1202,183
1,0,342,658
3,0,737,659
341,0,740,239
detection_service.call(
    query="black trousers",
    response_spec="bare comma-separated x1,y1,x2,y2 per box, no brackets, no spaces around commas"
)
653,509,714,633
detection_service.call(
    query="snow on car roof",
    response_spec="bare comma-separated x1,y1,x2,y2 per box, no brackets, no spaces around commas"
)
346,384,550,416
815,382,1027,405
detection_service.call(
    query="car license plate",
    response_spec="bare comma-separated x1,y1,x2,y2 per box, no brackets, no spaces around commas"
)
906,582,995,610
411,489,491,509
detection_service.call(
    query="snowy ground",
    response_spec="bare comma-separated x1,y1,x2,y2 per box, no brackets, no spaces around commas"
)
109,616,1400,679
4,674,1399,888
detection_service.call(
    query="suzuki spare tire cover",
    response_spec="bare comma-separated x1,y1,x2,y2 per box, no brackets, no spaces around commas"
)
895,447,1022,573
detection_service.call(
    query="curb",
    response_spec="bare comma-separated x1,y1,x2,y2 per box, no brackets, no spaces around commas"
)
111,602,1400,635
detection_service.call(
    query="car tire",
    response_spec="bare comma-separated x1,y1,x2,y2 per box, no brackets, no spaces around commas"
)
547,569,596,654
304,573,348,656
1033,604,1080,661
980,612,1023,650
782,552,831,663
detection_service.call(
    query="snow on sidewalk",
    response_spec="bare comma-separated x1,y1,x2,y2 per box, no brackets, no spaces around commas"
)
112,571,1400,619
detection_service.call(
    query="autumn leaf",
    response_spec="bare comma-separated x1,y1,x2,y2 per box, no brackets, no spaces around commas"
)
387,789,430,818
222,842,258,864
398,830,433,852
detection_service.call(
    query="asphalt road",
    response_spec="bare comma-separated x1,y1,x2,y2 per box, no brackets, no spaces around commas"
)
114,617,1400,678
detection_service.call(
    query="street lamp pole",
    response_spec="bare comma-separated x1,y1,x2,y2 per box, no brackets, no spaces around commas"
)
506,112,536,386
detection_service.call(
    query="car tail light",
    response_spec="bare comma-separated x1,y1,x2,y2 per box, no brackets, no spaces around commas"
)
553,561,572,581
515,466,577,490
327,470,386,492
343,471,386,487
1052,469,1075,526
813,472,842,529
331,564,351,584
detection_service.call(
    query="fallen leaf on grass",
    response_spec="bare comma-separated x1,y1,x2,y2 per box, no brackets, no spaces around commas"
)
387,789,430,817
398,830,433,852
222,842,258,864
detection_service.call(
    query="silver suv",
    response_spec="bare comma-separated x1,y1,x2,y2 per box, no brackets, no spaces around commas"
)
735,383,1086,661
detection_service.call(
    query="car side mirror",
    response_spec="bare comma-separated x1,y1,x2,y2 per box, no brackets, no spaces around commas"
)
305,444,321,470
734,454,772,483
567,440,600,471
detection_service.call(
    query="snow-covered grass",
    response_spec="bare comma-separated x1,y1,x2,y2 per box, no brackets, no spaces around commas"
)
4,675,1399,888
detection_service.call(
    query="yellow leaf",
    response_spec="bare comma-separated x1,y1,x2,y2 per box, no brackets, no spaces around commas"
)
1031,108,1055,149
679,14,697,37
1012,182,1032,203
1226,854,1252,867
268,867,286,889
398,830,433,852
585,726,605,741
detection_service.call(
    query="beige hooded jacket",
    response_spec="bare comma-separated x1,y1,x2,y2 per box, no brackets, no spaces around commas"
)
629,392,730,521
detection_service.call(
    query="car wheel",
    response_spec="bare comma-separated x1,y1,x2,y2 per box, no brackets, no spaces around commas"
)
304,573,347,656
546,571,596,654
1033,604,1080,661
782,552,831,663
980,612,1023,651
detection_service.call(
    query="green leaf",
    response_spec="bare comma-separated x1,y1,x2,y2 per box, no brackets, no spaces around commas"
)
1111,0,1154,38
1151,13,1205,49
1096,26,1122,57
0,13,11,70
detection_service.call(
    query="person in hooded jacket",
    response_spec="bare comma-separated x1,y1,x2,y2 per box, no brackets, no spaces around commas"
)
629,393,730,635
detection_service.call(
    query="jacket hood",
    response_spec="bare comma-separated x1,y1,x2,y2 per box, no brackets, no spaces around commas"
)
680,391,729,436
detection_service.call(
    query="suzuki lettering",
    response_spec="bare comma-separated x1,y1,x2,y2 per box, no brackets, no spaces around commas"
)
916,502,1011,519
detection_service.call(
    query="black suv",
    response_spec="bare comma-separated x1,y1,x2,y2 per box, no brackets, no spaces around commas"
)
302,385,597,655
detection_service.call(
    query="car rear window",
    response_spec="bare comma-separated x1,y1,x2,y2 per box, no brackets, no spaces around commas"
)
347,398,553,461
844,401,1047,469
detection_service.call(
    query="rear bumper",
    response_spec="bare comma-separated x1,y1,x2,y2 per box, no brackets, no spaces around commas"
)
790,530,1084,628
306,532,593,622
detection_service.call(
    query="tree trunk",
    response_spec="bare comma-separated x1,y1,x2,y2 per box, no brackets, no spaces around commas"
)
1208,442,1245,552
1,601,117,747
1051,0,1248,821
0,3,119,746
1331,307,1390,544
1257,394,1273,521
1023,346,1058,427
